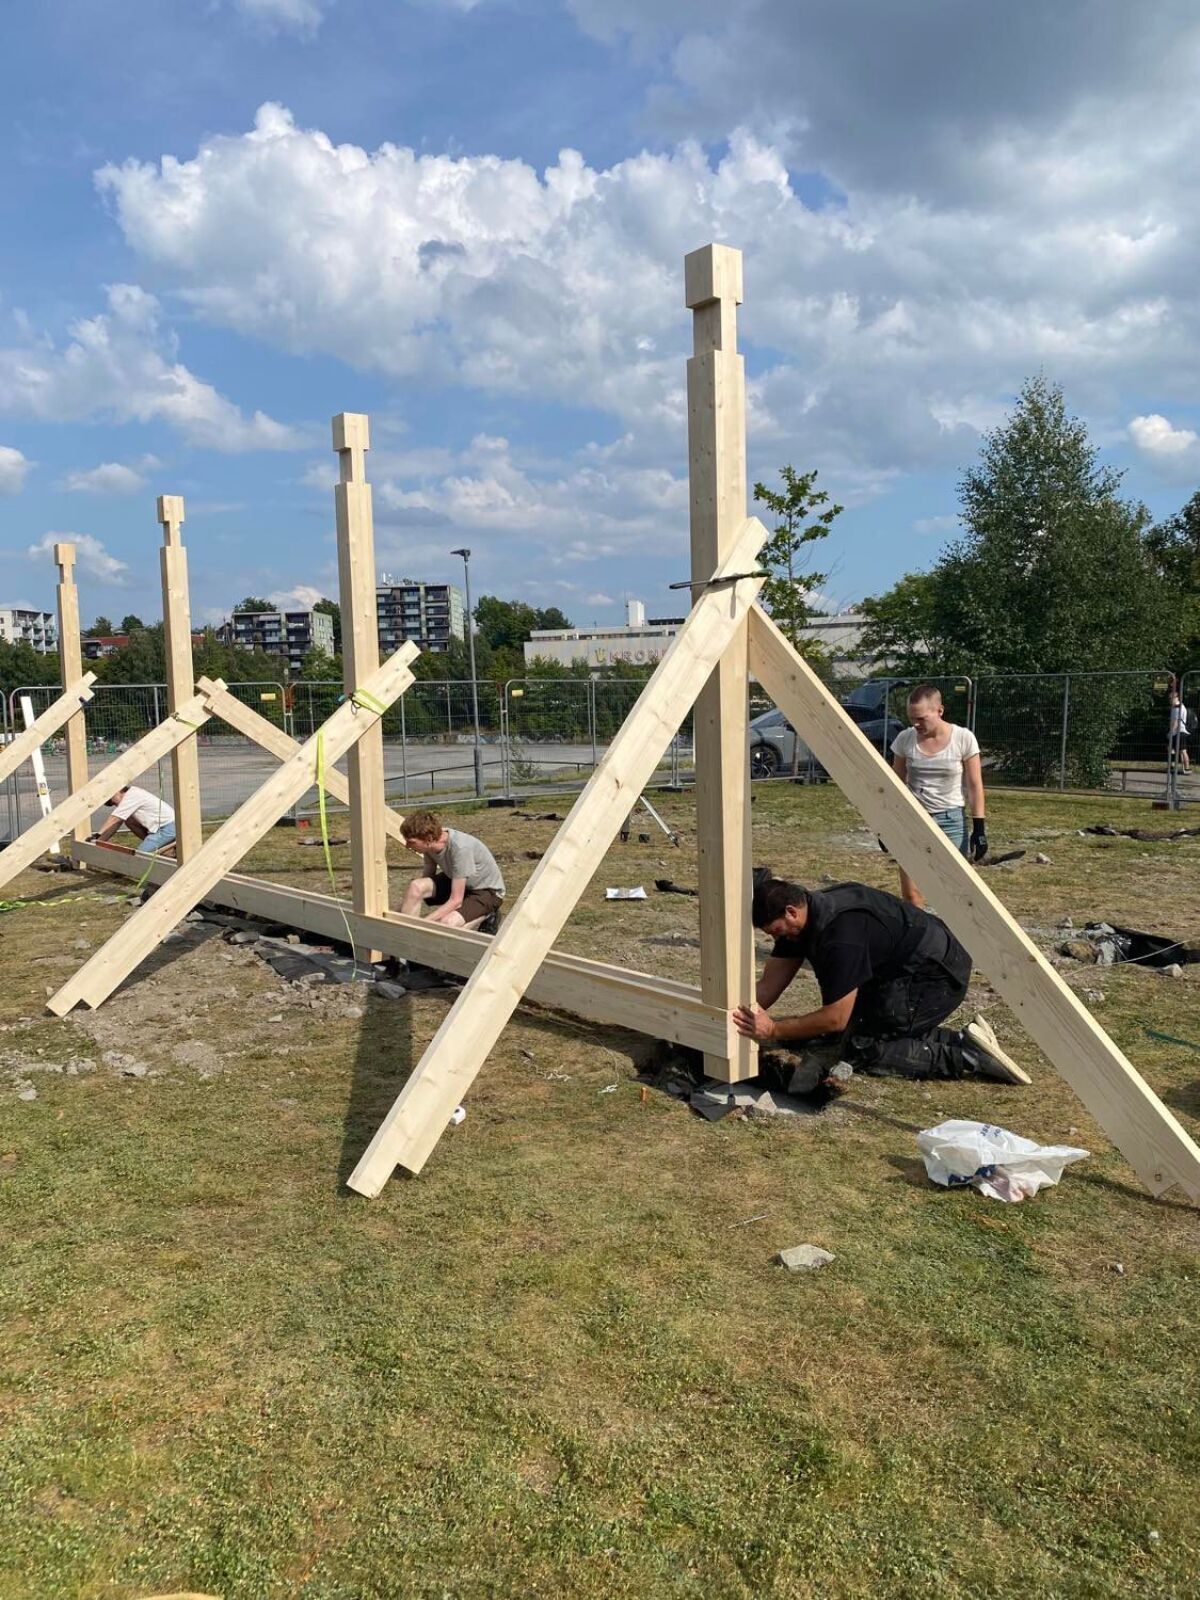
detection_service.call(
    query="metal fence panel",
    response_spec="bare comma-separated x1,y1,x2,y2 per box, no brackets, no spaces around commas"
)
1175,670,1200,806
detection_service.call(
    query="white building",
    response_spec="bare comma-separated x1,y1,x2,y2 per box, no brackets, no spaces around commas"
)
524,600,869,676
524,600,684,671
0,606,57,654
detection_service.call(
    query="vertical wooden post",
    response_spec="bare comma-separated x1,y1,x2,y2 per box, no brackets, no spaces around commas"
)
54,542,90,848
158,495,203,862
333,412,387,958
685,244,757,1083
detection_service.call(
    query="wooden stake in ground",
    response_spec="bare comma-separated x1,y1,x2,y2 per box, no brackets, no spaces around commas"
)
54,543,90,848
334,412,388,960
346,516,767,1196
47,647,418,1016
685,243,757,1085
158,495,203,863
747,605,1200,1203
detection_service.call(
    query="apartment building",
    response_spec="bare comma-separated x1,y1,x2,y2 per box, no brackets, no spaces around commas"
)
218,607,335,677
0,606,57,654
376,577,465,654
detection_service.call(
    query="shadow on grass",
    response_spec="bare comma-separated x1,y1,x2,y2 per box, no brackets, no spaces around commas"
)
101,923,222,1003
1162,1078,1200,1118
338,979,429,1192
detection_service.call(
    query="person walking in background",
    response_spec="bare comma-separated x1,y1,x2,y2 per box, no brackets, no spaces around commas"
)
890,684,987,907
1168,690,1191,774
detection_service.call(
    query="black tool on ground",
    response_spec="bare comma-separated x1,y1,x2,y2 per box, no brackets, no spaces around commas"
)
981,849,1026,867
1086,823,1200,842
655,878,698,897
1084,923,1200,968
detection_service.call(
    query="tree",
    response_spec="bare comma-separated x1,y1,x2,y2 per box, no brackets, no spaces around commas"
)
120,614,146,634
298,646,343,681
88,615,114,636
313,597,342,653
534,606,572,631
474,596,540,653
858,572,969,675
752,465,842,653
233,597,272,614
1146,489,1200,664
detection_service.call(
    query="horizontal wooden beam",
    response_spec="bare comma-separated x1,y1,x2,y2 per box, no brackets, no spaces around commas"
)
0,688,216,893
70,841,732,1056
748,605,1200,1204
201,680,407,844
0,675,97,787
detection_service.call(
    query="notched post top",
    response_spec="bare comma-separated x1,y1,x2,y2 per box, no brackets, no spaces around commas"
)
684,243,743,356
333,412,371,484
54,541,77,574
157,494,186,545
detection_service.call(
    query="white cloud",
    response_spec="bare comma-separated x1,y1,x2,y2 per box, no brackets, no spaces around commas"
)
269,584,326,608
63,461,147,495
95,92,1200,492
27,532,133,587
0,284,302,453
234,0,328,34
0,445,31,495
1128,413,1200,474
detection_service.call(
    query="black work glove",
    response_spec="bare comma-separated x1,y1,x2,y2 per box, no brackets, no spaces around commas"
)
970,819,988,862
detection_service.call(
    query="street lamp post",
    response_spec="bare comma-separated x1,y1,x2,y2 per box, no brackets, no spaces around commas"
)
451,547,485,797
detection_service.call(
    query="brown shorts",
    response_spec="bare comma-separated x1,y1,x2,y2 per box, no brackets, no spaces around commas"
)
430,874,502,924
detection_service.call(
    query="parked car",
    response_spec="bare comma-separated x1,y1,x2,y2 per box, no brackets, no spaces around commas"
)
748,707,903,779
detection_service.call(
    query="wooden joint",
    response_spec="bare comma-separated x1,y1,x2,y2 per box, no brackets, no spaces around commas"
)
157,494,186,543
54,541,77,572
332,412,370,483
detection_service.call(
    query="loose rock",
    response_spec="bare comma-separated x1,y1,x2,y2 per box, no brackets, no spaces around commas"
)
1034,853,1051,865
776,1244,835,1272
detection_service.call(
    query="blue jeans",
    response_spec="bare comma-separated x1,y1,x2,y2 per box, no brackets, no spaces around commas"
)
930,806,969,855
137,822,176,854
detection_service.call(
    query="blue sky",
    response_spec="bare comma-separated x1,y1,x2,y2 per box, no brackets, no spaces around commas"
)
2,0,1199,633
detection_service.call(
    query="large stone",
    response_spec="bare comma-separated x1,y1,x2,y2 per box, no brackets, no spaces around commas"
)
776,1244,835,1272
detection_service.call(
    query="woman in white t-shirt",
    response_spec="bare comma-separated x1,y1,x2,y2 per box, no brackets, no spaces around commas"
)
890,684,987,908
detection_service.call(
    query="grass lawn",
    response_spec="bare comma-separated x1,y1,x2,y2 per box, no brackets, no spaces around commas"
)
1,782,1198,1598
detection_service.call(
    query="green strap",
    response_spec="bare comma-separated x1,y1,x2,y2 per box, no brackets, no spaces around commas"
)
351,689,387,716
172,712,204,729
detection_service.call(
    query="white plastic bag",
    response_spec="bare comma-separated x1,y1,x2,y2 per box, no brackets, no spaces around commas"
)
917,1119,1089,1203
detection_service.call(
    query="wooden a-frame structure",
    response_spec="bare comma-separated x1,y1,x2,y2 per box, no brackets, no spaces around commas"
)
7,244,1199,1206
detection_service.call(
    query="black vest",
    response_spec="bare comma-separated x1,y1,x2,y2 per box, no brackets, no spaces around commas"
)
797,882,964,984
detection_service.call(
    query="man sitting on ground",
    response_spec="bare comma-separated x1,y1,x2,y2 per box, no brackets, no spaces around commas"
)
90,783,177,856
732,873,1030,1085
399,809,505,931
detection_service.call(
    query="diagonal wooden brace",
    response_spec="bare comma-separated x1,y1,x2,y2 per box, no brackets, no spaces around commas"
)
0,687,216,894
747,606,1200,1204
346,516,768,1195
201,681,408,843
0,675,97,788
47,646,419,1016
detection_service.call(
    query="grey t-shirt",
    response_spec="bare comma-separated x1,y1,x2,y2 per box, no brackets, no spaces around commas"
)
440,828,505,898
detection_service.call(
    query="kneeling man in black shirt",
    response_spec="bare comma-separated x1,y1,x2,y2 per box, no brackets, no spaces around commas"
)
733,874,1030,1084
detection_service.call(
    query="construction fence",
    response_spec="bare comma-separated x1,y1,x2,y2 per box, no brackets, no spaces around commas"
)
2,665,1194,842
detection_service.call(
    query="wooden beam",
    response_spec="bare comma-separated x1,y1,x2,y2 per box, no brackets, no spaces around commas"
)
158,495,202,862
0,676,97,787
19,696,61,852
46,647,418,1016
199,681,408,843
54,542,90,845
333,412,388,958
0,689,216,893
685,243,757,1086
347,515,768,1195
71,841,735,1056
747,605,1200,1204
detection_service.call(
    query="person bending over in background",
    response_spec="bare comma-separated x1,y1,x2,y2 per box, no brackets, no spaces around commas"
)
90,783,176,856
891,684,987,906
733,873,1029,1086
398,809,505,932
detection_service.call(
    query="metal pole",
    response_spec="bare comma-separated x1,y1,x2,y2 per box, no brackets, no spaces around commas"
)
452,548,484,797
589,677,598,772
1059,675,1070,791
399,693,409,803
